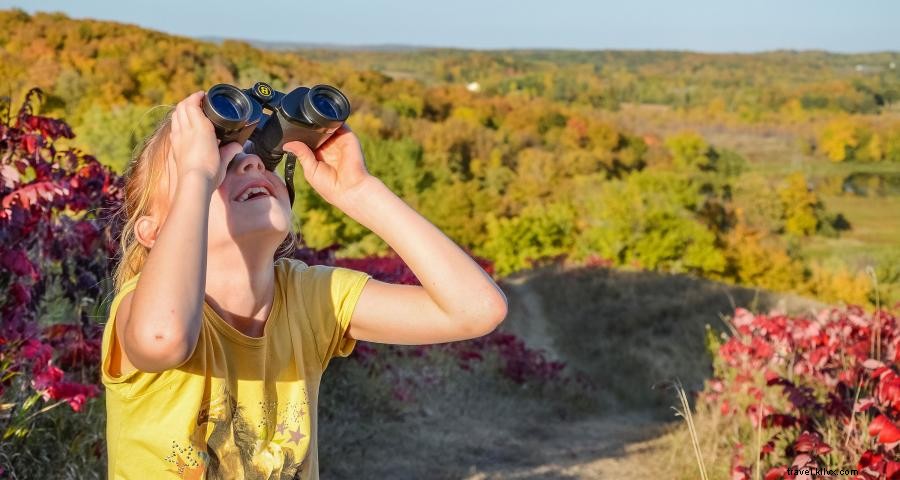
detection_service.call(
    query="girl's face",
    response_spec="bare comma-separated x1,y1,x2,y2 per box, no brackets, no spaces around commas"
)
158,146,294,254
210,149,294,252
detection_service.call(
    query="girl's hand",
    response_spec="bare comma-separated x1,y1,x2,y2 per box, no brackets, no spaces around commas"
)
170,90,243,189
282,125,373,206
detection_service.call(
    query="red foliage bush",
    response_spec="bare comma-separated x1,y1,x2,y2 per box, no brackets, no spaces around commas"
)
702,305,900,479
0,88,121,427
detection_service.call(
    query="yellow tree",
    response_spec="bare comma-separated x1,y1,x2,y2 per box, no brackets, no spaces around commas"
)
818,117,865,162
778,173,820,236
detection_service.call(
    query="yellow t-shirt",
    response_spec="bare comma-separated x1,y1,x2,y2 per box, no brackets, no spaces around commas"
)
100,257,371,480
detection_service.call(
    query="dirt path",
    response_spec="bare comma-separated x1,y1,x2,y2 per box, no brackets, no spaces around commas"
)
487,273,674,479
460,412,672,480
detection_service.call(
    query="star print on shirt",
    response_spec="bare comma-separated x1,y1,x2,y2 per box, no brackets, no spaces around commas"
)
169,454,205,480
288,428,306,445
276,421,288,435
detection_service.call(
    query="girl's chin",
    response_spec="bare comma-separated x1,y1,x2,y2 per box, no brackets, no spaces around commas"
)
220,219,292,238
216,230,291,250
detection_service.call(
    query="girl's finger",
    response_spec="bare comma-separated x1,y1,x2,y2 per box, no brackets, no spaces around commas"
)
180,96,194,129
176,92,201,128
325,124,351,142
175,100,190,131
165,149,175,170
184,92,206,122
317,124,351,153
171,107,181,133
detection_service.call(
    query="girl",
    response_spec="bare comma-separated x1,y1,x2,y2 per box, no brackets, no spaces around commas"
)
102,90,508,479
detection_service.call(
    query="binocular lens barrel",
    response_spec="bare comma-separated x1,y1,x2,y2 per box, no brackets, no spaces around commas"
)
304,85,350,126
313,93,339,119
212,95,242,121
202,84,253,131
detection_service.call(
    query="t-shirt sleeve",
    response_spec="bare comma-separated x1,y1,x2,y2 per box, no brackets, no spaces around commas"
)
101,277,143,390
297,263,372,371
100,275,192,398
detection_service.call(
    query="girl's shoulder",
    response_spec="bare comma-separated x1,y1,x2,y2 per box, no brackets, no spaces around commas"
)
275,257,309,272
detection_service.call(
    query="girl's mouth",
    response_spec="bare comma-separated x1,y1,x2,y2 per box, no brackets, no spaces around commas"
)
234,186,273,202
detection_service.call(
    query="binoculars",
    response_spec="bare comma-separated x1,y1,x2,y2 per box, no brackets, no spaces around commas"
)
201,81,351,206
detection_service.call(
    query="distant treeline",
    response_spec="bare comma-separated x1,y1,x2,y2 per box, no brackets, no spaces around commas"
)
295,47,900,115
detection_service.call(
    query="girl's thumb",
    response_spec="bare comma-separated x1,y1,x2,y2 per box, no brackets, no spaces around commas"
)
282,141,317,177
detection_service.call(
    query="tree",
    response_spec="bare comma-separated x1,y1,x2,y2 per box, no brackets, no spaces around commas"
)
665,131,713,171
723,212,806,292
478,202,576,277
778,173,820,237
572,171,725,275
818,117,865,162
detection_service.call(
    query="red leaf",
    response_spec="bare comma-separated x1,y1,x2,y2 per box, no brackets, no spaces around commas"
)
793,431,831,455
887,460,900,480
869,415,900,447
31,363,64,390
23,134,40,154
1,180,68,209
731,465,751,480
764,466,786,480
863,359,886,370
876,370,900,415
1,249,39,281
43,382,100,412
8,282,31,305
855,397,877,413
763,413,797,428
20,339,52,364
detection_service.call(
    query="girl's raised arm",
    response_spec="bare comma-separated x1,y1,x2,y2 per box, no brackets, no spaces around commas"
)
283,128,508,346
121,92,242,372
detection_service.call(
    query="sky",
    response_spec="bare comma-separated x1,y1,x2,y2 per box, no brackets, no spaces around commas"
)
3,0,899,53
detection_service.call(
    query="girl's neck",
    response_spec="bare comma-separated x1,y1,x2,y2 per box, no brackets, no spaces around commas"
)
203,244,278,336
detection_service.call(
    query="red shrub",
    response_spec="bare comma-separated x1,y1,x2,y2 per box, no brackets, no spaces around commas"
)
1,88,121,432
702,305,900,477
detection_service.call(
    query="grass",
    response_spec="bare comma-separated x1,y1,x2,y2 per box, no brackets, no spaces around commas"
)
671,381,709,480
0,394,106,479
801,194,900,269
497,263,822,416
819,194,900,245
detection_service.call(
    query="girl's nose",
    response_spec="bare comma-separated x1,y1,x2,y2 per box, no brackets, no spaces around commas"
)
235,153,265,173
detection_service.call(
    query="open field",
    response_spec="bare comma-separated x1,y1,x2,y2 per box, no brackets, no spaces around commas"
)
802,194,900,267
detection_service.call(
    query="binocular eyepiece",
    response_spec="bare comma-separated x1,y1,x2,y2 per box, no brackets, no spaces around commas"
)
201,81,351,206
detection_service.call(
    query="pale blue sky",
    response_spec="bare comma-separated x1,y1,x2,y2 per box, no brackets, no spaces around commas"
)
4,0,898,52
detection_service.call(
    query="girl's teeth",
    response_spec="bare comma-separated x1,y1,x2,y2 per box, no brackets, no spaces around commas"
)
238,187,269,202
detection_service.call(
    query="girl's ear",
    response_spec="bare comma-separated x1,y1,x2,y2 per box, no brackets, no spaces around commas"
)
134,215,160,249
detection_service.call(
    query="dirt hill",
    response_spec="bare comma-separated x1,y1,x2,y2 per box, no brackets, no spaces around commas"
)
320,262,823,479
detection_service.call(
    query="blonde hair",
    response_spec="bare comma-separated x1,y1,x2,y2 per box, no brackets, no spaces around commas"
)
111,107,298,293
